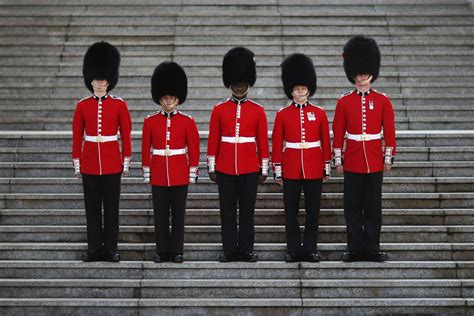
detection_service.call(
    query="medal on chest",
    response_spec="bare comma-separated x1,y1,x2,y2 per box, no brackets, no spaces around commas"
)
307,112,316,121
369,100,375,110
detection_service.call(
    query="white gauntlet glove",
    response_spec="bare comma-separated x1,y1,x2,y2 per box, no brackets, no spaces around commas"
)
123,156,131,175
143,167,150,184
189,166,198,184
73,159,80,177
273,163,282,180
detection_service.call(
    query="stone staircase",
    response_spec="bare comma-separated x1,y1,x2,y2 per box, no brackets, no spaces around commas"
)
0,0,473,314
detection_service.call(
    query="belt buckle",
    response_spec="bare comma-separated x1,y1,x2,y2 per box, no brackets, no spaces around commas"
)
96,135,103,142
235,136,240,143
361,134,369,141
300,143,309,149
164,149,172,156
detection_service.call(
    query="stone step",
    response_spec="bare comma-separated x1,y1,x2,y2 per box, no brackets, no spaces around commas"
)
0,224,471,243
1,260,471,279
1,161,473,178
1,208,472,226
0,242,472,261
2,177,473,194
0,297,471,315
0,278,470,299
1,192,473,210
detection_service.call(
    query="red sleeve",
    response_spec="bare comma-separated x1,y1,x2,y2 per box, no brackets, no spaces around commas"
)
72,101,84,159
186,117,200,168
320,109,332,162
207,106,221,157
256,107,270,162
271,110,284,165
383,96,397,156
332,98,346,150
141,117,151,169
119,101,132,159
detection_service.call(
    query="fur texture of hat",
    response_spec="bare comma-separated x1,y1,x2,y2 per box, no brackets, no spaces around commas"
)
151,61,188,105
343,35,381,84
222,47,257,88
281,53,317,100
83,41,120,93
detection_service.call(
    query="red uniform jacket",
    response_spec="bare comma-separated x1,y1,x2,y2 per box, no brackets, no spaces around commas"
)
332,89,396,174
272,102,331,179
141,109,200,186
72,94,132,175
207,97,270,176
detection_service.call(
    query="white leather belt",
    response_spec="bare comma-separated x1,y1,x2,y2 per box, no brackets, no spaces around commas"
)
347,133,381,141
153,148,186,156
221,136,255,143
285,141,320,149
84,135,118,143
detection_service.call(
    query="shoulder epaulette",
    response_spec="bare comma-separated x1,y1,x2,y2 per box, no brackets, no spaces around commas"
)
278,103,293,112
372,89,388,97
178,110,193,119
146,110,161,119
78,96,93,103
339,90,354,99
215,98,229,106
247,99,264,108
110,95,125,102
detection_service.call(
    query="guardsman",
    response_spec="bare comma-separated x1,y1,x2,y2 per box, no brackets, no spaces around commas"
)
72,41,132,262
207,47,270,262
332,35,396,262
272,53,331,262
141,62,200,263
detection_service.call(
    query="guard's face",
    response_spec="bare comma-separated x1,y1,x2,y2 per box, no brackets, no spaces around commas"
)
160,95,179,112
230,83,249,98
292,85,309,103
354,74,373,86
91,80,109,94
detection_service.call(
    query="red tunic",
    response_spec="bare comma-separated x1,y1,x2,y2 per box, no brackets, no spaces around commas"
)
332,89,396,174
141,110,200,186
207,97,270,176
72,94,132,175
272,102,331,179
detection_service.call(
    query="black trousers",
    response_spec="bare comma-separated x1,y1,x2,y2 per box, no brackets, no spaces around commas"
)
81,173,122,254
152,185,188,256
283,178,322,254
216,172,258,254
343,171,383,252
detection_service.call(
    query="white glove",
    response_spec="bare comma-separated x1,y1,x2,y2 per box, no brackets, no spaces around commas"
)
143,167,150,184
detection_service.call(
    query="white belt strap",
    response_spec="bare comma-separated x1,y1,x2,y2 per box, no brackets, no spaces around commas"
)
347,133,381,141
85,135,118,143
153,148,186,156
221,136,256,143
285,141,321,149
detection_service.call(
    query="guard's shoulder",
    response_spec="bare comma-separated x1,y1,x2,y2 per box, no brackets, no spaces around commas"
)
178,110,193,120
78,96,93,103
278,103,293,113
372,89,389,98
339,90,355,100
110,95,126,103
215,98,229,107
146,110,161,119
308,102,324,111
248,99,264,108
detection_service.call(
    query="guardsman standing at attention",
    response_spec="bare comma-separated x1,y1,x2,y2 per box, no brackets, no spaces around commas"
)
141,62,200,264
72,41,132,262
332,35,396,262
272,53,331,262
207,47,270,262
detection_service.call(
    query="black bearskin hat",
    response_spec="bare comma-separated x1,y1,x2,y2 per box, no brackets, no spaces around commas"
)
83,41,120,93
222,47,256,88
281,53,317,100
151,61,188,105
343,35,381,84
